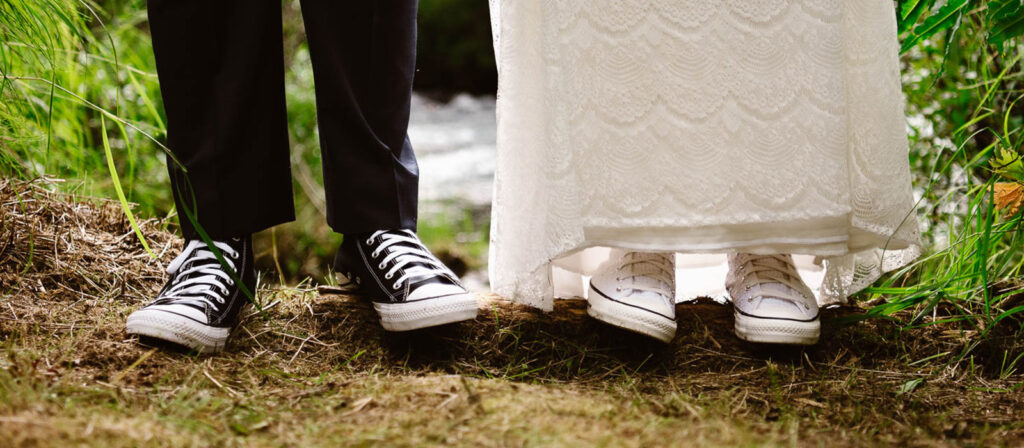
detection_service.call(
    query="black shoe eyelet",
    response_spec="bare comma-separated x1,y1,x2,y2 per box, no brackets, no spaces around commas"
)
365,238,373,245
378,262,386,269
385,273,393,280
393,281,401,290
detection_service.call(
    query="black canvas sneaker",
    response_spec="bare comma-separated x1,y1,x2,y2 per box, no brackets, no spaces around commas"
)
334,229,478,331
126,236,255,353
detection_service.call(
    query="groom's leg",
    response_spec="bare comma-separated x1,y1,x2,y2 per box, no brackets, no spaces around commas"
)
299,0,419,235
127,0,287,353
301,1,478,332
148,0,294,239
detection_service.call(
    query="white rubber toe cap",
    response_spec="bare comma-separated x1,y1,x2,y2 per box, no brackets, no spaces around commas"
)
125,307,229,353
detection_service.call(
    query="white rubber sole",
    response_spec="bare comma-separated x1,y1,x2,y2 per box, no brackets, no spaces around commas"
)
374,293,479,331
125,309,230,354
734,311,820,345
587,285,676,343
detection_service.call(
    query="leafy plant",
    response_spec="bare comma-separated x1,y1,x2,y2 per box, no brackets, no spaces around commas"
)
864,1,1024,366
899,0,1024,52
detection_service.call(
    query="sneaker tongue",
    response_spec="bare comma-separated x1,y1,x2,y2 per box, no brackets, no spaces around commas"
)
386,241,454,287
627,262,663,278
390,242,434,273
621,267,671,296
743,256,808,302
753,256,787,270
623,274,663,290
749,273,809,305
753,281,800,300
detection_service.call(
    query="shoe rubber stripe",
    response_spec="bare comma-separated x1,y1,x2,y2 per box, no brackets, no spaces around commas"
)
590,283,675,321
733,307,820,323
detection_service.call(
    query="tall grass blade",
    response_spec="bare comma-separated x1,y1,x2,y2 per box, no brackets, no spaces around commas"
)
100,114,154,258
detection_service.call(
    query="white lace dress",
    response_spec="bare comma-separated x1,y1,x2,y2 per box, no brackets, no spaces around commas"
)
487,0,921,311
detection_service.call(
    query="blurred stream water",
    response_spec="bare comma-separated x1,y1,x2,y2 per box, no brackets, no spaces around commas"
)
408,93,497,290
409,93,497,208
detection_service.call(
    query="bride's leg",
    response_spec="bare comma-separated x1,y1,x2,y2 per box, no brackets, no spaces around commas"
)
587,252,676,342
726,253,820,345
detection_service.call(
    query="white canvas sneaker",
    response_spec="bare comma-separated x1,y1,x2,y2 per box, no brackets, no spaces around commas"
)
587,252,676,342
726,253,820,345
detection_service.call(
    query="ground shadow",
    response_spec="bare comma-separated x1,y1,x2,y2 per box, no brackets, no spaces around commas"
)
253,293,912,383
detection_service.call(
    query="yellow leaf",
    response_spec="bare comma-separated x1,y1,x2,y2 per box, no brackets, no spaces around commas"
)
993,182,1024,216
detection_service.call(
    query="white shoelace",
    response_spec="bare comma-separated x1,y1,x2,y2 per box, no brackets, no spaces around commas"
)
367,230,453,290
616,252,675,299
732,253,813,308
155,240,239,309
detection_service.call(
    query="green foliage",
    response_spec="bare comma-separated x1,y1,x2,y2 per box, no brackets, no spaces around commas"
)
988,0,1024,45
1,0,170,216
866,1,1024,355
899,0,971,53
898,0,1024,51
990,147,1024,183
100,114,152,256
416,0,497,94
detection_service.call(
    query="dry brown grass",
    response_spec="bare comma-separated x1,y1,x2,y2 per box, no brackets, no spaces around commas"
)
2,178,1023,447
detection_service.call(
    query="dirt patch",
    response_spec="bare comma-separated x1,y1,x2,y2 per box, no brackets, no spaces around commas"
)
1,179,1023,447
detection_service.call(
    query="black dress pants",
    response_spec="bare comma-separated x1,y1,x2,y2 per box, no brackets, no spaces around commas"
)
148,0,419,240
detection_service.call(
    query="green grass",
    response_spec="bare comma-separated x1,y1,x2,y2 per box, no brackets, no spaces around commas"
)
1,0,169,206
855,2,1024,361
